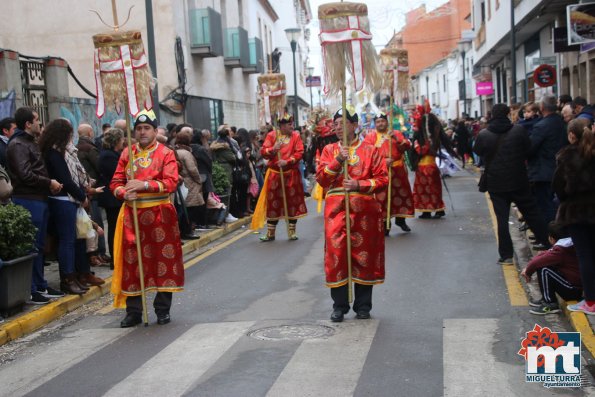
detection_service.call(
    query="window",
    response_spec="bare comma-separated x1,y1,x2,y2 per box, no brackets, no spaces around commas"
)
443,75,446,92
487,0,491,20
238,0,244,27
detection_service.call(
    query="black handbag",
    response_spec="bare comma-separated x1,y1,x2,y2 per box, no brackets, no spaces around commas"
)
232,164,250,185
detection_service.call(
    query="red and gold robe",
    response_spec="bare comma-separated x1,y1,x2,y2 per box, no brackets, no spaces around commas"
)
258,130,307,221
413,141,445,213
364,130,414,218
110,141,184,308
316,140,388,288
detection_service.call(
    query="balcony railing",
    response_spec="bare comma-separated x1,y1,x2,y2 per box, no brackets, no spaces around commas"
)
188,7,223,57
243,37,264,74
474,23,486,50
224,27,249,68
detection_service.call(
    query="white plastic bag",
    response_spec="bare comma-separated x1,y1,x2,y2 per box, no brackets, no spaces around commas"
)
76,207,93,239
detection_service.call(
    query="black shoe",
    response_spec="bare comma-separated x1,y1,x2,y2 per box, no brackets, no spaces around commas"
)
120,313,142,328
182,232,201,240
432,211,445,219
395,218,411,232
355,311,371,319
384,227,390,236
330,309,345,323
497,257,513,265
518,223,529,232
157,313,171,325
418,212,432,219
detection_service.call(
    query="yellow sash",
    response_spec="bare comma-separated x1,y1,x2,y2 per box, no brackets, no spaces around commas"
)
111,193,171,308
419,155,435,166
311,182,325,213
250,168,271,230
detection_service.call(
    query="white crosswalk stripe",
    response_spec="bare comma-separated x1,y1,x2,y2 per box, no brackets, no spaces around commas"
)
266,320,379,397
0,327,133,397
103,321,255,396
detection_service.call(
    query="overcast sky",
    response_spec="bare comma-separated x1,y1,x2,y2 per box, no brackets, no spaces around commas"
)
306,0,447,79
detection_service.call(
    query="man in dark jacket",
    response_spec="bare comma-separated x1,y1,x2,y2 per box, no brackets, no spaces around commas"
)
474,103,549,264
6,107,65,304
572,96,594,122
0,117,16,168
527,95,567,225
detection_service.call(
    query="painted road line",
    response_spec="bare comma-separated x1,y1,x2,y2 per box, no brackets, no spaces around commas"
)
561,300,595,358
0,325,133,397
103,321,255,397
266,320,379,397
184,229,253,270
484,191,528,306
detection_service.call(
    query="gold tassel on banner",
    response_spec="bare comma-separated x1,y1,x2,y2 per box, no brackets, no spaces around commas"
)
318,2,382,96
258,74,287,125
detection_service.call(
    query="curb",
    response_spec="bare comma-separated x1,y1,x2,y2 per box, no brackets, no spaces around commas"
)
511,207,595,357
0,216,253,347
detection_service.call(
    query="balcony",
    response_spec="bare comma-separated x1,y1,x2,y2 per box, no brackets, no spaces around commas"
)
188,7,223,57
474,22,486,50
224,27,249,68
243,37,264,74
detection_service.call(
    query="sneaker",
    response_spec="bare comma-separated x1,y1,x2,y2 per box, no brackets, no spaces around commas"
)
528,298,543,308
568,300,595,315
225,214,238,223
530,302,560,315
497,257,513,265
195,225,210,231
27,292,50,305
38,287,66,298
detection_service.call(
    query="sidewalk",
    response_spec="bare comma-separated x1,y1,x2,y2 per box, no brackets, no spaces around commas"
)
509,205,595,356
0,216,253,347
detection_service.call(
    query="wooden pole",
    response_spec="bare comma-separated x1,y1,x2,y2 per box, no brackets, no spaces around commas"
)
341,85,353,304
276,141,291,239
124,103,149,327
386,95,393,230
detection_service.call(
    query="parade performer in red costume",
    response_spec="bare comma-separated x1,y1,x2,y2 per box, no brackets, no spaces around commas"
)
252,114,307,241
110,110,184,327
412,106,456,219
364,112,414,234
317,108,388,322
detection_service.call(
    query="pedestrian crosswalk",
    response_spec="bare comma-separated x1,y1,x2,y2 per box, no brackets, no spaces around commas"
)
0,317,590,396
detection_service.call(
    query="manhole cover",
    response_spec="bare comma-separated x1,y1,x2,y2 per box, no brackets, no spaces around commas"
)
248,323,335,341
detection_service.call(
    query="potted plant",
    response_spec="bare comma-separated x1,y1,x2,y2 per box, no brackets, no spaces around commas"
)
0,203,38,316
212,162,231,197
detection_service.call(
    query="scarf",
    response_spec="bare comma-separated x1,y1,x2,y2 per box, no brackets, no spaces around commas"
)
64,143,90,202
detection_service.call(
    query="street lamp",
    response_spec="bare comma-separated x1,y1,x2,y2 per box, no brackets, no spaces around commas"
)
306,66,314,110
458,39,471,117
285,27,301,123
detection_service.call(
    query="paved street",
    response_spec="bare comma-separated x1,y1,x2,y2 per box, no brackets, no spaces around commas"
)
1,170,594,396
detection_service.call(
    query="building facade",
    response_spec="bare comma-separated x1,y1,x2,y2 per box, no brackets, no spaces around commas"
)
0,0,312,134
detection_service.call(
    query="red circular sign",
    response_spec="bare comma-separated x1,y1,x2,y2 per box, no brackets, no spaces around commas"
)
533,64,557,88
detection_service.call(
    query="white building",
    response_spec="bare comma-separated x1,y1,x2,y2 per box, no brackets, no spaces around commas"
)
0,0,312,132
471,0,577,110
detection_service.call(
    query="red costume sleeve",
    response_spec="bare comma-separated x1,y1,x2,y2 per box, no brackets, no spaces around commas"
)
260,131,277,159
357,146,388,194
316,144,342,188
287,132,304,166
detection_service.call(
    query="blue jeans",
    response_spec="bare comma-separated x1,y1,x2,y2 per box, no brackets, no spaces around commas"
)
12,198,49,293
48,199,77,277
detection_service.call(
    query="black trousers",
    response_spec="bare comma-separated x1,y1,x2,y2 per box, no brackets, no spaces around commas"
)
536,268,582,303
126,292,172,316
104,206,120,259
331,284,373,313
489,186,549,259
